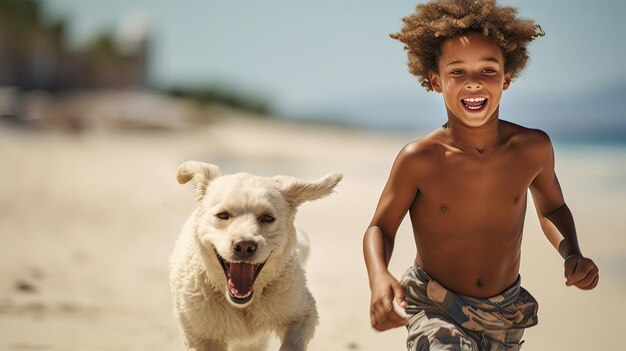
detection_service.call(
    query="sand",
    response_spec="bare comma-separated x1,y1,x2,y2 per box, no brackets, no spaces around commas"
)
0,111,624,350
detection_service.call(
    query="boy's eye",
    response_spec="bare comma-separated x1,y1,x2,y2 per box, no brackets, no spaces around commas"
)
216,211,231,220
482,68,496,73
450,69,464,75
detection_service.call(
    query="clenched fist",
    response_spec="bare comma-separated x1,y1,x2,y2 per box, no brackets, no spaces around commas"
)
564,255,599,290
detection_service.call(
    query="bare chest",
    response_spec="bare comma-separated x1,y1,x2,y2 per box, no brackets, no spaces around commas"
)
413,152,539,218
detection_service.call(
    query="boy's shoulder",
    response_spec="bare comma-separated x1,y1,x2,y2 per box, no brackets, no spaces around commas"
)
390,129,447,176
399,128,447,159
500,120,553,150
398,121,553,160
398,120,553,158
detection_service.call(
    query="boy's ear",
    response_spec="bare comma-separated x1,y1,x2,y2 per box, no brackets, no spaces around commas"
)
503,73,512,91
428,71,442,93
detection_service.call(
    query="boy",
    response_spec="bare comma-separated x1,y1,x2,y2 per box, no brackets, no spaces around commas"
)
363,0,599,350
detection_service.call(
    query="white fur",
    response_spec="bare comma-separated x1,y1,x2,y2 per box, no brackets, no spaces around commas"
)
169,161,342,351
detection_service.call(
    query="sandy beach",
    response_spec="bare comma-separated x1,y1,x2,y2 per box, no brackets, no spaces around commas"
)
1,109,625,351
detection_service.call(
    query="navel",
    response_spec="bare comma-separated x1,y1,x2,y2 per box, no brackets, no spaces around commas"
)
440,205,448,213
513,196,520,204
476,278,483,288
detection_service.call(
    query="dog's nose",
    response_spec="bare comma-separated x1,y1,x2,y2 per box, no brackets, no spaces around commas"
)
233,240,257,259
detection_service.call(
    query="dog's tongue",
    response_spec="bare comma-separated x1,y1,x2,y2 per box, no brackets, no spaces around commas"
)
229,262,255,294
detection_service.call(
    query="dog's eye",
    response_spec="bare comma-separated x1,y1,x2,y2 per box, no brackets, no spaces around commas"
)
216,212,231,220
259,214,275,224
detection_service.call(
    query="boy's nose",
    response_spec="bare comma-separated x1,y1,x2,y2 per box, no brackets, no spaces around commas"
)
465,82,483,90
465,73,483,90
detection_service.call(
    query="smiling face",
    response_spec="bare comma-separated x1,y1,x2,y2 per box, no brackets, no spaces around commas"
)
175,161,342,308
186,169,342,308
197,173,294,307
429,32,512,128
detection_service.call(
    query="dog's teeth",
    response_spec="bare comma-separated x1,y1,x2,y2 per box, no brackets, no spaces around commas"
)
235,291,252,299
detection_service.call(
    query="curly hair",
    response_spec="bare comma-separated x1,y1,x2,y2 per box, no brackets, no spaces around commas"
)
390,0,544,91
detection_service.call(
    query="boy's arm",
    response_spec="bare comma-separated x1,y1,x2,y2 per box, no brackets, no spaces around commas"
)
529,133,599,290
364,144,422,331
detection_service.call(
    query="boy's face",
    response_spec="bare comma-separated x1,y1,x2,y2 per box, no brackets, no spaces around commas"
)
429,33,512,128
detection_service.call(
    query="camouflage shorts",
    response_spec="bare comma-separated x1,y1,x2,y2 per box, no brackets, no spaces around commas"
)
400,265,539,351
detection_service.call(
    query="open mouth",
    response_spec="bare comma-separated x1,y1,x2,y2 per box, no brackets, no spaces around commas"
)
461,97,487,112
213,247,268,305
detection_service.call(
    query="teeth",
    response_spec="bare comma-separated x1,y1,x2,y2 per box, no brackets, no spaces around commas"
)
227,279,253,299
463,97,486,103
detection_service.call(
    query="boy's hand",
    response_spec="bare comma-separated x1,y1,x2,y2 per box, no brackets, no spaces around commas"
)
370,272,408,331
564,255,599,290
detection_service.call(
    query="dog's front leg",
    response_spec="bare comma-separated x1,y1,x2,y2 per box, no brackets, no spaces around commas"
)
177,314,228,351
188,339,228,351
278,311,317,351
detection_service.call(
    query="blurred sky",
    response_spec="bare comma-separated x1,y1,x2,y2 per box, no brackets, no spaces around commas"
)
41,0,626,135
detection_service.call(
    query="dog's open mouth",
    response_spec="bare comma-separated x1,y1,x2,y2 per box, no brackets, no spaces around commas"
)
213,248,268,305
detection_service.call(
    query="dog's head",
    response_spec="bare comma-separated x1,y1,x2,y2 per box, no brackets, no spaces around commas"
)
177,161,342,308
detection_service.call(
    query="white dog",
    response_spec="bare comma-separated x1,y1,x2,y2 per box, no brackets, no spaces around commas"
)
169,161,342,351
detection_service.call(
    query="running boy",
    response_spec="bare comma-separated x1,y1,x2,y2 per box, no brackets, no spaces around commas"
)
363,0,599,350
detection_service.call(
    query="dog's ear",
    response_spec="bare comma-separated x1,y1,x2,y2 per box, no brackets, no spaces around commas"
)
176,161,221,202
274,173,343,208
